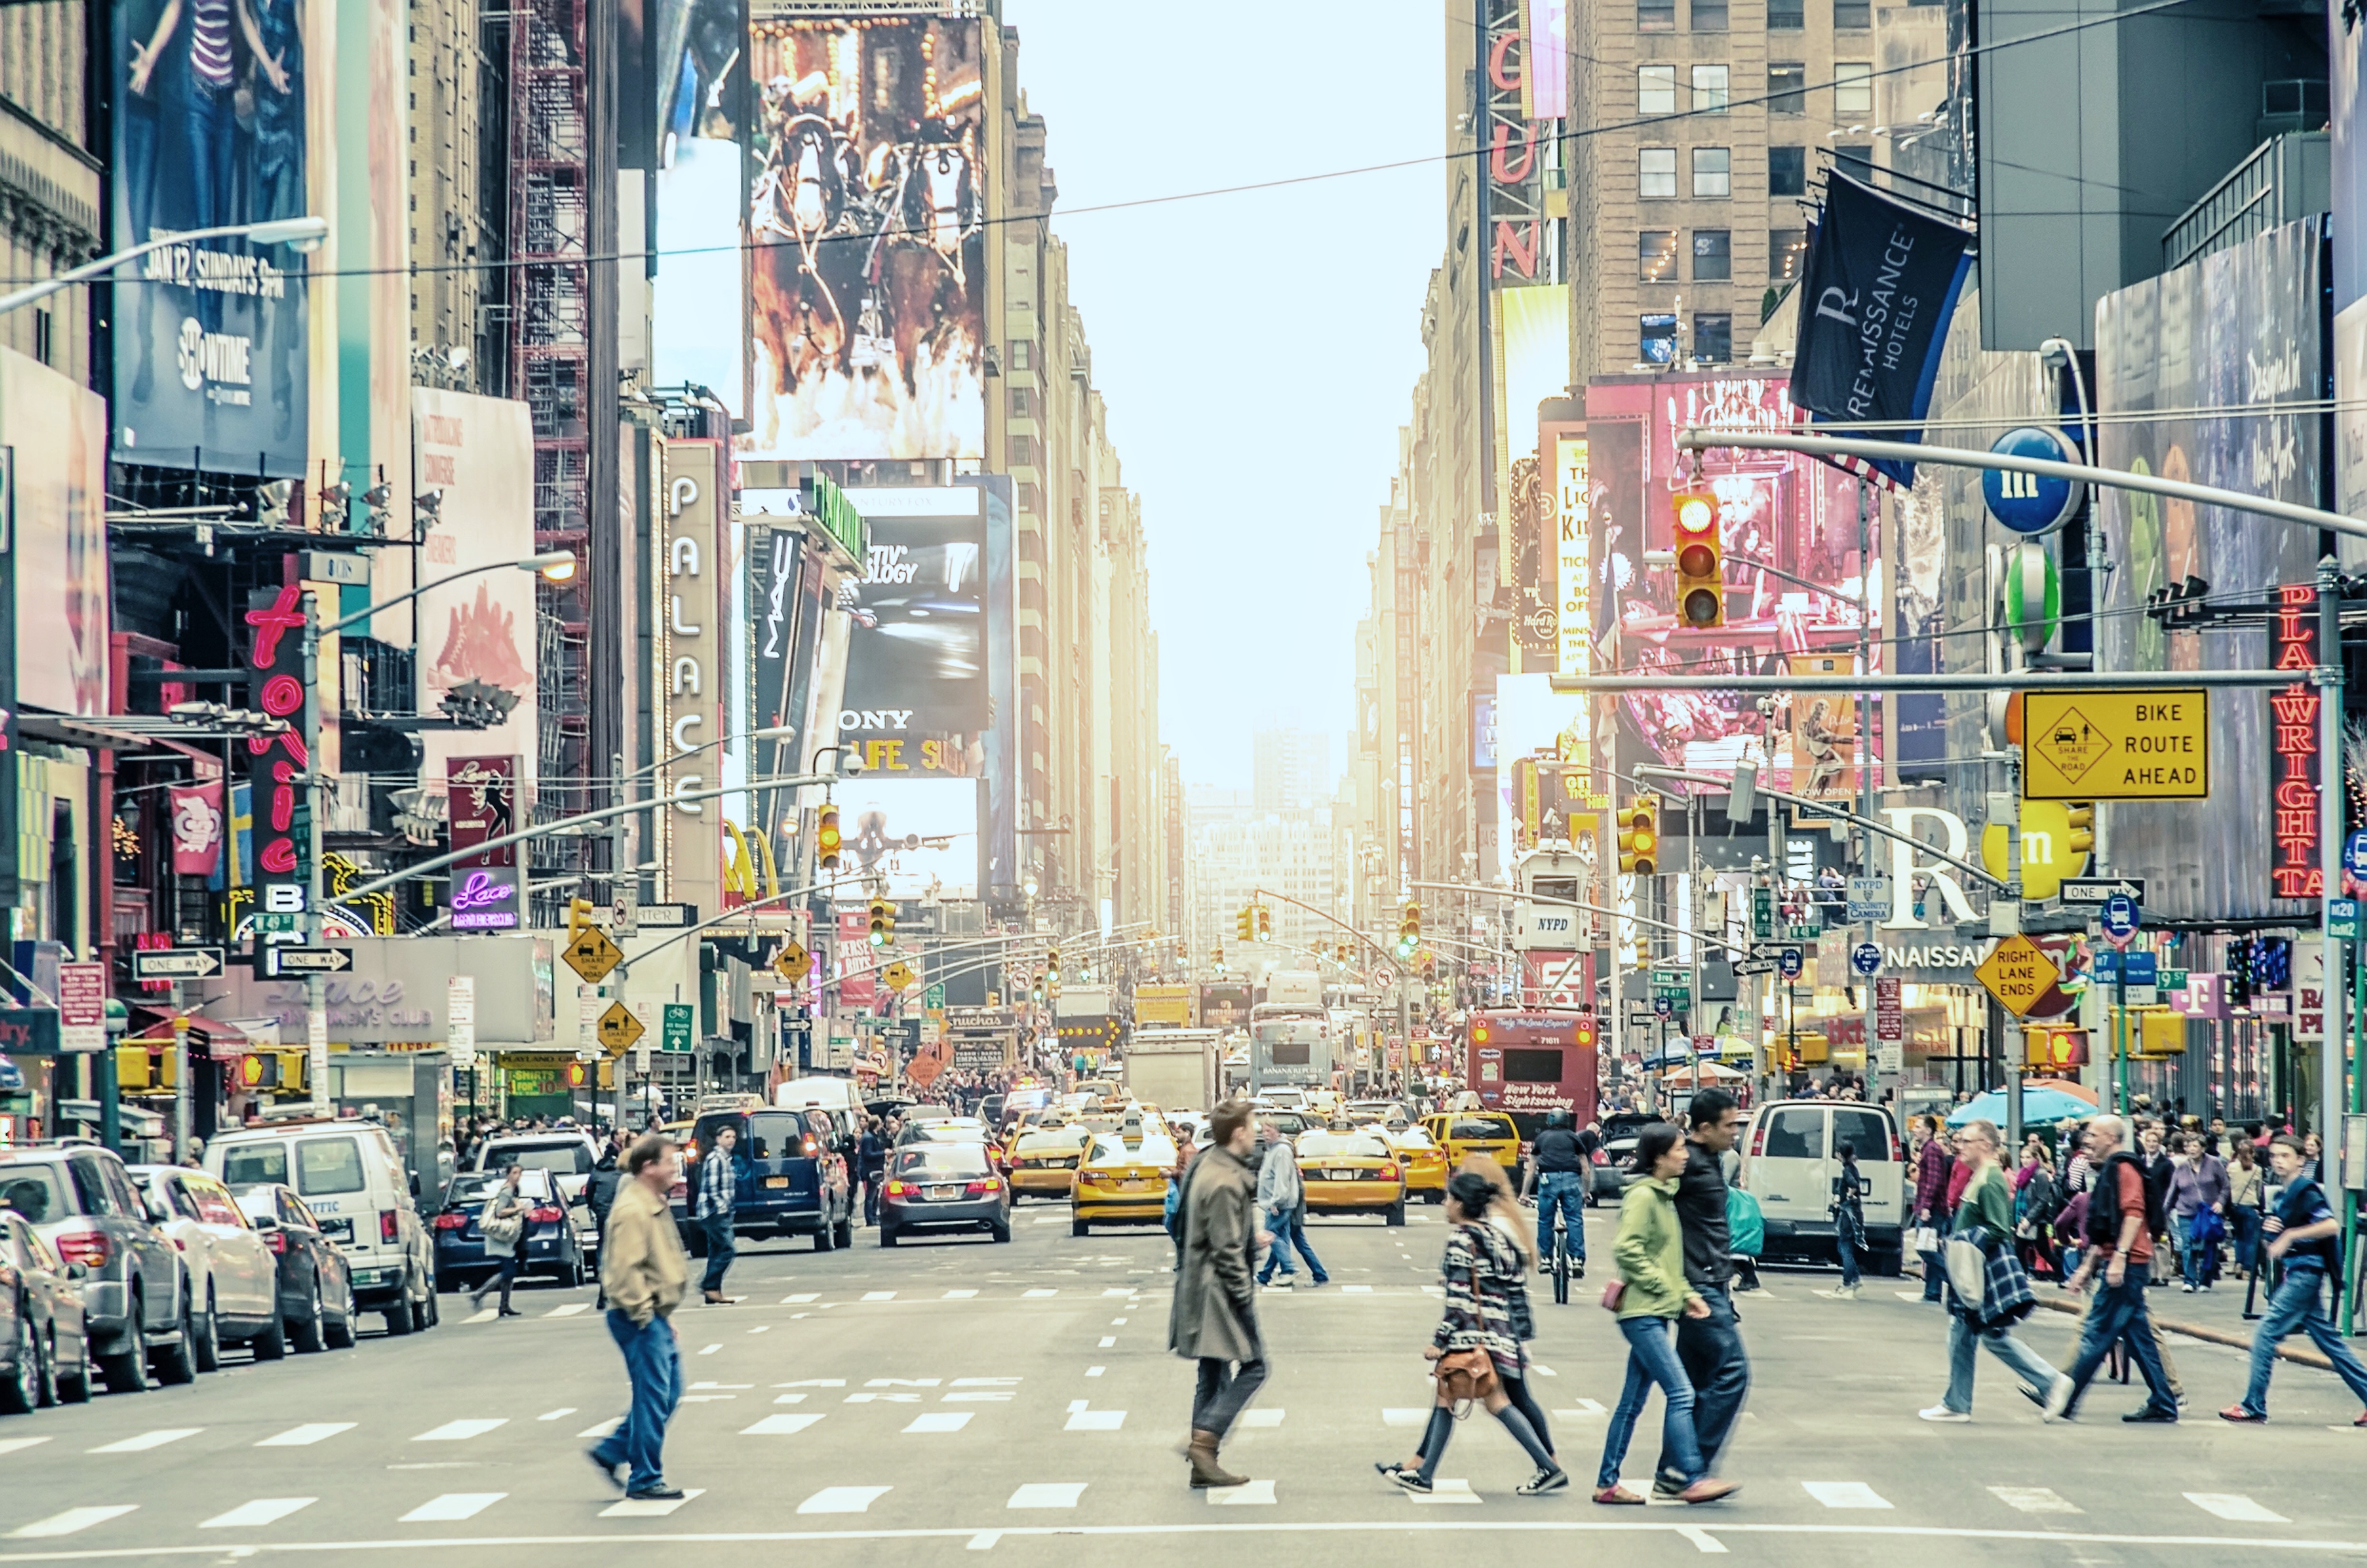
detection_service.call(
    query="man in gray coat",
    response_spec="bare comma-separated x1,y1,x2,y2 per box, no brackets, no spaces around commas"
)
1168,1098,1267,1489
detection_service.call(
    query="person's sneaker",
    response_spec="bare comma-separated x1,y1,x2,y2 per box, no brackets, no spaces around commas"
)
2122,1404,2179,1423
2042,1374,2077,1423
1652,1474,1688,1499
2217,1404,2268,1423
1516,1465,1571,1496
625,1484,685,1501
1834,1284,1859,1299
2181,1283,2196,1293
1680,1478,1741,1504
2352,1410,2367,1428
587,1451,625,1491
1917,1405,1971,1423
1389,1469,1433,1495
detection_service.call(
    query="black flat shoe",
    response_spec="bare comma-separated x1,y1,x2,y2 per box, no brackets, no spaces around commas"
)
625,1485,685,1501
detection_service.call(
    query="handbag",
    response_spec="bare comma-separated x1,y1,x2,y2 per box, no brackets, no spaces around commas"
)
1599,1279,1626,1313
1944,1233,1987,1306
480,1198,525,1251
1434,1347,1500,1406
1908,1225,1941,1254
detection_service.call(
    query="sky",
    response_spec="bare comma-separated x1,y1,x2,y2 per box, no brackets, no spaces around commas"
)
999,0,1445,794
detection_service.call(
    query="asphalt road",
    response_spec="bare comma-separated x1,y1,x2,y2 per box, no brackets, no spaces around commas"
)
7,1201,2367,1565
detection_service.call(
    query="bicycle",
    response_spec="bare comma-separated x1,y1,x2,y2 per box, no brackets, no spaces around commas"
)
1538,1211,1577,1304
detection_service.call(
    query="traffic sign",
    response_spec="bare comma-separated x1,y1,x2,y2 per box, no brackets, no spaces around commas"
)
2331,897,2362,941
1982,426,2085,535
1653,996,1673,1017
58,962,106,1054
1733,958,1780,978
2347,831,2367,884
563,925,625,983
596,1000,646,1055
660,1002,694,1053
133,947,224,981
264,946,354,977
925,983,946,1009
1975,934,2061,1017
2099,893,2141,948
2061,876,2146,905
1777,947,1805,980
1850,941,1883,978
2020,689,2208,800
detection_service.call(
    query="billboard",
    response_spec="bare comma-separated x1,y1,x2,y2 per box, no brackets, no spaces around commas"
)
108,0,310,474
743,14,987,461
411,390,539,789
1,348,110,716
829,776,979,902
649,0,749,409
837,485,988,753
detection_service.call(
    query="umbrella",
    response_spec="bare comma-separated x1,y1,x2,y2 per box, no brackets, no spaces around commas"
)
1662,1061,1746,1084
1945,1085,2097,1127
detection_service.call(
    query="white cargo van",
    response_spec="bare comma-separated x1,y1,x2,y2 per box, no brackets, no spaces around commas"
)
1734,1100,1906,1273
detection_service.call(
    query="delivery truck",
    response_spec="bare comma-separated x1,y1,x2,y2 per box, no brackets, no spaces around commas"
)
1123,1029,1221,1115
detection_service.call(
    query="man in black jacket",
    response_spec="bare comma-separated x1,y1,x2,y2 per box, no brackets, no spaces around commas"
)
1655,1088,1751,1497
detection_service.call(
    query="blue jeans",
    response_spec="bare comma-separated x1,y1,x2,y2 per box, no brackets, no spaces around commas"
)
1657,1283,1748,1483
1944,1310,2060,1413
2239,1265,2367,1415
2230,1207,2261,1275
1257,1205,1327,1284
593,1310,680,1492
700,1214,735,1294
1835,1208,1865,1288
1599,1315,1703,1488
2064,1274,2176,1416
2179,1213,2216,1289
1919,1237,1946,1300
1536,1172,1587,1266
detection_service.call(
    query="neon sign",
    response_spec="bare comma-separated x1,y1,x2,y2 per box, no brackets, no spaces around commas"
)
2269,583,2322,900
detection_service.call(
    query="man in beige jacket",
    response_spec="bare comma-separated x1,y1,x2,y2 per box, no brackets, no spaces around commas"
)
590,1134,690,1499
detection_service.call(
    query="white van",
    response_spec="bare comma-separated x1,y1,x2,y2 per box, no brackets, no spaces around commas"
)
1734,1100,1906,1273
205,1118,438,1334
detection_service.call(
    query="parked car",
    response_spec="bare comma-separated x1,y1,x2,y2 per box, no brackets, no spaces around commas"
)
127,1166,282,1368
1734,1099,1907,1273
1594,1113,1660,1202
230,1184,359,1352
431,1168,587,1290
0,1206,90,1410
879,1142,1010,1245
676,1104,855,1254
466,1133,601,1263
0,1143,194,1392
206,1120,436,1335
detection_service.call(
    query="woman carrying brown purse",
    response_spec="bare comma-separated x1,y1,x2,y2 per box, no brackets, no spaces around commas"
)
1375,1171,1566,1496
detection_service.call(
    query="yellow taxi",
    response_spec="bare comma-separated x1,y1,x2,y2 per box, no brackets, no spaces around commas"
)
1295,1129,1408,1224
1381,1125,1448,1204
1005,1124,1093,1202
1070,1112,1176,1236
1423,1111,1521,1176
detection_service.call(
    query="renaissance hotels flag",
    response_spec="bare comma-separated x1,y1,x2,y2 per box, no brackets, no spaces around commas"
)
1788,172,1974,489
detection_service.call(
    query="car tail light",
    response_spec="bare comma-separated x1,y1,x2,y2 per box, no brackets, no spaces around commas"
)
433,1213,469,1230
966,1178,1002,1195
1591,1148,1608,1165
380,1210,400,1244
884,1179,911,1196
803,1137,818,1155
262,1230,287,1254
171,1236,187,1251
54,1229,108,1269
1749,1120,1768,1158
529,1205,564,1224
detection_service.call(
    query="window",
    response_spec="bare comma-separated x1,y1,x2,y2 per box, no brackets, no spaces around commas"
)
1017,481,1040,513
1503,1048,1564,1084
1769,145,1807,196
1833,1109,1892,1163
1639,147,1678,197
0,1166,68,1225
1640,229,1680,281
1693,312,1734,361
1835,61,1873,115
1638,0,1675,30
1009,387,1032,418
1692,147,1731,197
1008,433,1034,467
188,1180,247,1229
1009,340,1032,371
1692,229,1732,280
894,1146,991,1176
1761,1106,1826,1160
1692,65,1730,113
296,1137,367,1196
1691,0,1728,27
1641,313,1679,363
1769,0,1803,26
1768,62,1807,115
1835,0,1870,23
1637,64,1677,115
222,1143,290,1189
1770,227,1808,283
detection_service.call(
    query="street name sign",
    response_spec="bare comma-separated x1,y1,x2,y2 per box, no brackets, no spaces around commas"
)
2020,689,2209,801
563,925,625,983
2061,876,2146,905
133,947,224,981
1976,934,2060,1016
2331,897,2362,941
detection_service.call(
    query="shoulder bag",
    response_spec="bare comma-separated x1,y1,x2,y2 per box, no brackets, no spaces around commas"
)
1434,1226,1504,1410
480,1197,525,1251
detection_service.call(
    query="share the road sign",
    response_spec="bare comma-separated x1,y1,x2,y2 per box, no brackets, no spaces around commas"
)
2021,689,2208,801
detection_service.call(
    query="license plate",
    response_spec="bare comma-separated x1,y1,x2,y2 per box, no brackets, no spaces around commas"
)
1327,1170,1354,1181
926,1185,958,1200
320,1217,354,1242
764,1176,789,1190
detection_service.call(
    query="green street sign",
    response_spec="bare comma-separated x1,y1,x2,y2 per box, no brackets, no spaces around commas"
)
925,983,946,1009
254,912,301,934
1751,887,1774,941
660,1002,695,1053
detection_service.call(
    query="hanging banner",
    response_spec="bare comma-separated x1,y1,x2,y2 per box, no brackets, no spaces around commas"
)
168,782,226,878
1788,173,1974,488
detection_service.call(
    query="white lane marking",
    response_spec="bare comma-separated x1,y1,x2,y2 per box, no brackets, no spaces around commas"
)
1064,1410,1125,1431
698,1343,722,1356
400,1493,506,1523
773,1394,807,1405
601,1487,704,1518
945,1289,979,1299
1382,1409,1431,1427
679,1395,738,1403
863,1291,898,1302
868,1378,942,1387
1207,1479,1276,1505
906,1412,975,1433
462,1308,499,1324
577,1418,622,1439
1085,1367,1105,1378
1111,1317,1128,1325
778,1378,846,1387
1409,1479,1480,1505
1893,1291,1925,1303
1803,1481,1892,1509
844,1393,920,1404
257,1423,355,1447
1991,1486,2082,1515
947,1392,1014,1402
10,1507,137,1539
2187,1493,2290,1524
1343,1285,1374,1294
1557,1400,1607,1416
750,1325,773,1334
201,1498,316,1529
953,1378,1021,1386
968,1531,1001,1549
783,1293,820,1303
742,1414,825,1435
535,1409,577,1423
799,1487,891,1515
1677,1525,1729,1553
0,1438,49,1457
88,1429,201,1454
1007,1483,1087,1509
412,1419,507,1442
1023,1289,1058,1298
1240,1409,1284,1428
544,1303,588,1317
1531,1364,1557,1377
691,1382,754,1390
1098,1336,1117,1348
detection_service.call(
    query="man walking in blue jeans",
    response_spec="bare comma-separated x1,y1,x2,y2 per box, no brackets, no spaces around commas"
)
694,1124,742,1304
590,1135,690,1500
2219,1134,2367,1425
1653,1088,1751,1497
1253,1123,1328,1288
2045,1115,2180,1423
1524,1107,1591,1277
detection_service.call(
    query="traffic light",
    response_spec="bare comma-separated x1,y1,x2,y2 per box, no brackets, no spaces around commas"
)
2063,802,2095,859
1631,933,1649,970
567,897,596,932
816,806,841,872
1617,797,1659,875
1047,945,1062,981
1236,904,1255,941
1397,902,1421,959
1256,906,1272,942
1671,489,1724,628
1212,944,1223,968
866,897,892,947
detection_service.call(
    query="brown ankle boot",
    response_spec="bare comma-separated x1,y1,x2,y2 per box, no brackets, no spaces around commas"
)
1187,1430,1248,1489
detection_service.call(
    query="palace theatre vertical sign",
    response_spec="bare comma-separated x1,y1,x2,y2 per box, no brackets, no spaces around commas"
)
2270,582,2323,899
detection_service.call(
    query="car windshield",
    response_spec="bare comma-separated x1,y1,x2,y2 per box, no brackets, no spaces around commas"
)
1298,1133,1390,1160
1449,1118,1515,1141
450,1170,553,1205
220,1142,290,1188
1088,1134,1175,1166
0,1164,69,1224
296,1137,367,1196
486,1141,593,1175
895,1147,990,1177
1016,1130,1086,1154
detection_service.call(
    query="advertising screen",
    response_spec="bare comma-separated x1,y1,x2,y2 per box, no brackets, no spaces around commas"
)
1,349,110,717
828,777,980,902
837,486,988,749
108,0,311,474
411,390,540,789
649,0,749,409
742,14,987,461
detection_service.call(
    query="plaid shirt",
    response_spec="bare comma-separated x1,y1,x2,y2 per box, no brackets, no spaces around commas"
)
694,1143,737,1220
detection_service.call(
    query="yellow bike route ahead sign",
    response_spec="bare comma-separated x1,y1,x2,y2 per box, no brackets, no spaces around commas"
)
2021,689,2208,801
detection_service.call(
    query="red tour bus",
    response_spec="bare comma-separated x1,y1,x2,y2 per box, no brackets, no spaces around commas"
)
1462,1010,1598,1138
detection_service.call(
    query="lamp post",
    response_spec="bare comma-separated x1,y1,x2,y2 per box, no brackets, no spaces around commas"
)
0,216,330,317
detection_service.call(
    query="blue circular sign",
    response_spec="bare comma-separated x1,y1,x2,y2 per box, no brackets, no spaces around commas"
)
1850,941,1883,977
2346,830,2367,882
1778,948,1805,980
1983,426,2085,536
2100,892,2142,942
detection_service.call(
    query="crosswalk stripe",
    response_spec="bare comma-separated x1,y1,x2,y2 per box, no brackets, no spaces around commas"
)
800,1486,892,1514
1803,1482,1892,1509
944,1289,979,1298
256,1423,354,1447
400,1493,506,1523
412,1419,507,1442
1382,1409,1430,1427
2186,1493,2289,1524
201,1498,316,1529
600,1487,704,1519
0,1438,49,1457
742,1414,825,1435
1064,1410,1124,1431
1991,1486,2082,1515
1102,1288,1131,1297
578,1418,622,1440
1342,1284,1373,1293
863,1291,897,1302
537,1409,578,1422
462,1308,499,1323
1023,1289,1058,1298
545,1303,588,1317
1240,1409,1284,1428
10,1507,137,1539
783,1293,820,1303
1557,1399,1607,1416
1207,1479,1277,1505
1098,1336,1116,1347
905,1412,974,1433
1007,1483,1086,1509
1409,1479,1481,1506
88,1429,201,1454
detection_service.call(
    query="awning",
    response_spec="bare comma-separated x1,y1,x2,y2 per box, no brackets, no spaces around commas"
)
123,1009,259,1057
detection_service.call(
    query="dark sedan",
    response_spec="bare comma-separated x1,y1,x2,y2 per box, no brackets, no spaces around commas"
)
231,1185,358,1354
431,1169,587,1291
0,1207,89,1411
878,1144,1010,1246
1594,1114,1659,1202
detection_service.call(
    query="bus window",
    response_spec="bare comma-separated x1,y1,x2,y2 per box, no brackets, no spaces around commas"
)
1269,1042,1311,1066
1503,1048,1563,1083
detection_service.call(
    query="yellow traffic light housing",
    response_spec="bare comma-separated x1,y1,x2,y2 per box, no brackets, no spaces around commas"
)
1617,797,1660,875
866,897,892,947
1672,490,1724,629
1235,904,1255,941
816,806,842,872
1255,906,1272,942
1397,902,1421,959
2064,802,2095,859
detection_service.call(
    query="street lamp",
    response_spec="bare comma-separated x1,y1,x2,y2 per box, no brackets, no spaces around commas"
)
0,215,331,317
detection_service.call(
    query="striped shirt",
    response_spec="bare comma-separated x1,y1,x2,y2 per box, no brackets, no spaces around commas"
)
189,0,235,87
694,1143,735,1220
1431,1221,1526,1373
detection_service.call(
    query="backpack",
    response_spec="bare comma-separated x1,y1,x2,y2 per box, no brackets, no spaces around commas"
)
2083,1152,2166,1249
1725,1186,1764,1257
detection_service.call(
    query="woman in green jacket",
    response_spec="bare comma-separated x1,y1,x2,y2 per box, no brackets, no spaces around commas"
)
1918,1117,2069,1421
1594,1123,1738,1506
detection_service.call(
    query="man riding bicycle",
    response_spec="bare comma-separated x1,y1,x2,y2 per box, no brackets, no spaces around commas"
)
1523,1108,1594,1279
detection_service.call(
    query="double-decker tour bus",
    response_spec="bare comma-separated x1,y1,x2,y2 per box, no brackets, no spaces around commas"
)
1459,1010,1599,1139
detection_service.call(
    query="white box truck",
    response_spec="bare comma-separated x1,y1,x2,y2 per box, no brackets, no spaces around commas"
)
1124,1029,1221,1114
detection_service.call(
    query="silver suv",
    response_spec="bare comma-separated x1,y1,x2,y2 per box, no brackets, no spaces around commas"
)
0,1143,196,1392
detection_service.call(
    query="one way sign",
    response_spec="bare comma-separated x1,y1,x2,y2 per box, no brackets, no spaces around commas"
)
261,947,355,977
2060,877,2146,906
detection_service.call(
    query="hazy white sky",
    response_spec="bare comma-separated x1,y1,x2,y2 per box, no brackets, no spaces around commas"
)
999,0,1444,793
